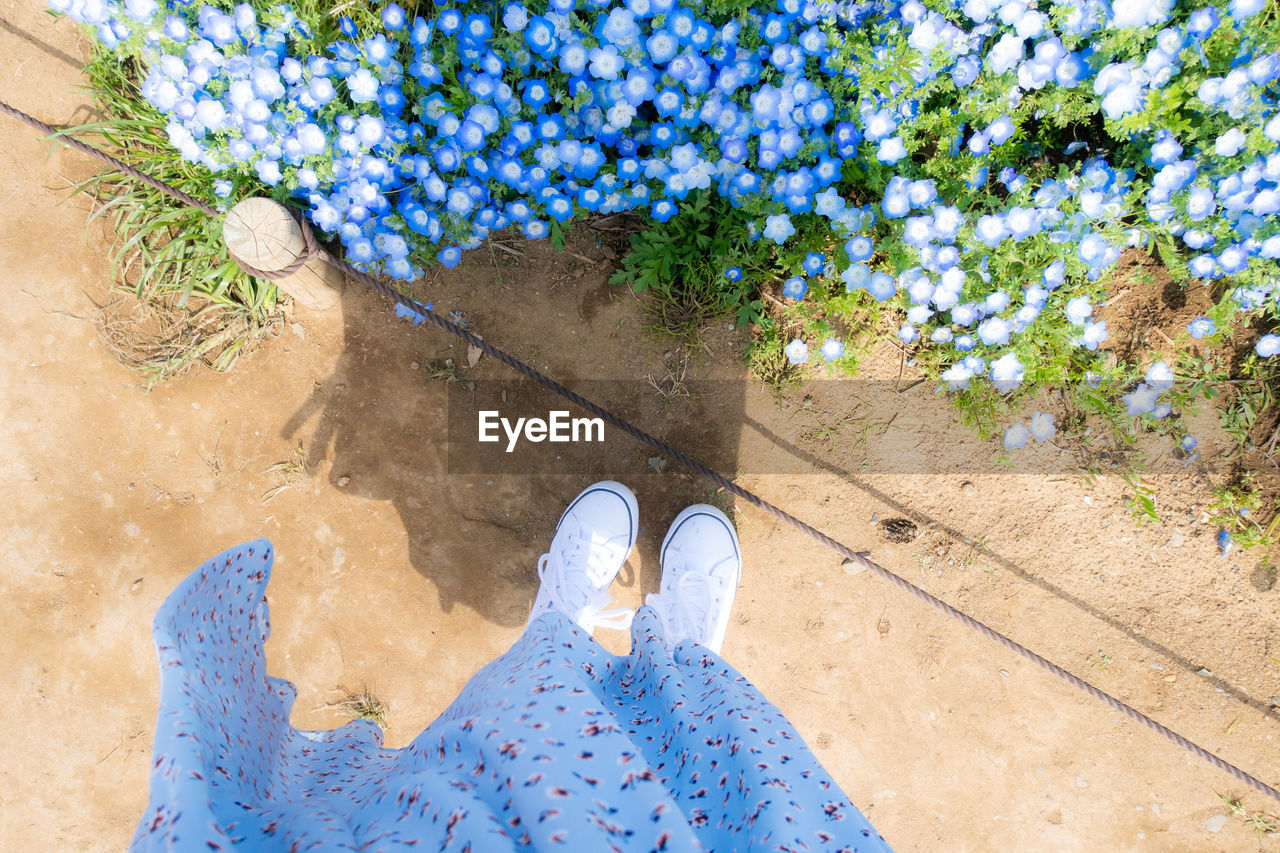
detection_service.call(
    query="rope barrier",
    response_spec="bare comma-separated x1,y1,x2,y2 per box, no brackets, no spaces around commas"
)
7,97,1278,804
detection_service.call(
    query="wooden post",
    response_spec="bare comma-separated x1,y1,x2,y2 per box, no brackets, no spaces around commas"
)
222,197,343,310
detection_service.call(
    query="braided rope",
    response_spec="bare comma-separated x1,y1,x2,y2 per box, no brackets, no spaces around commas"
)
6,97,1277,803
0,100,218,216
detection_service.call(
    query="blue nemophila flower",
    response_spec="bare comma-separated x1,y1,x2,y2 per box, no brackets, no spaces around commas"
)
782,276,807,300
1217,528,1233,557
762,213,795,244
1065,297,1092,325
785,338,809,365
524,15,557,56
724,267,742,282
1028,411,1056,442
1146,361,1175,391
867,272,896,302
987,115,1015,145
1004,423,1030,450
503,3,529,32
989,352,1025,392
975,215,1008,247
55,0,1280,369
1122,383,1160,416
802,252,824,276
1079,320,1108,350
1257,334,1280,357
820,339,844,361
1215,128,1247,158
1186,317,1215,339
844,235,873,262
977,317,1011,346
876,138,908,164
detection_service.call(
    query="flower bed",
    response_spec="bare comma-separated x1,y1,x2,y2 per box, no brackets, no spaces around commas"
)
50,0,1280,415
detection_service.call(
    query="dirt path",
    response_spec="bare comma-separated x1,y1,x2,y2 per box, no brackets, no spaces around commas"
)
2,3,1277,849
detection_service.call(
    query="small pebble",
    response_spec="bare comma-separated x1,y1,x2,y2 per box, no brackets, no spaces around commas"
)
1075,776,1088,788
960,481,975,495
1205,814,1227,833
842,555,871,576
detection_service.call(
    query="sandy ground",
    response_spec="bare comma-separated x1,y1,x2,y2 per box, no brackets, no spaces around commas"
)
2,3,1279,850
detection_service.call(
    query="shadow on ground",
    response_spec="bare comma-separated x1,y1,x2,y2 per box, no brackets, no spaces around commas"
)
277,236,748,626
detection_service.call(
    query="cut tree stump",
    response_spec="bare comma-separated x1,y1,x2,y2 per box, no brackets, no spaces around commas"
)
222,197,342,310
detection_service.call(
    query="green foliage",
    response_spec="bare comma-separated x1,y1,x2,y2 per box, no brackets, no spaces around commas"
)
67,48,282,380
610,190,768,328
1211,474,1280,553
1122,470,1161,525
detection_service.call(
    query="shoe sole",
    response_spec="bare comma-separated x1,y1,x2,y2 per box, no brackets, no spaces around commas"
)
659,504,742,652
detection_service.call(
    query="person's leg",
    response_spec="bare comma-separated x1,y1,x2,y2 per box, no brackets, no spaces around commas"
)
616,505,893,852
391,482,707,850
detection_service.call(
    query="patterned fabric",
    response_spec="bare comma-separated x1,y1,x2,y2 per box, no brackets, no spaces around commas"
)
133,539,892,852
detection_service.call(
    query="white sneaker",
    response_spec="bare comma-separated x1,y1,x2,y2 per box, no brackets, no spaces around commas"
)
647,504,741,654
528,481,638,634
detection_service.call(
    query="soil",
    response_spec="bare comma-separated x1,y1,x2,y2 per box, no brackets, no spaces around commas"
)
3,4,1280,850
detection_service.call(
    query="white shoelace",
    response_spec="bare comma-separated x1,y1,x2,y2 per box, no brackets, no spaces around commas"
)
536,521,633,631
650,549,723,646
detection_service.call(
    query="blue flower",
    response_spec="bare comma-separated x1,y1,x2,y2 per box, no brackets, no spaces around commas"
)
876,138,908,164
844,235,873,263
346,68,379,102
820,339,843,361
1215,128,1247,158
524,15,557,56
782,275,807,300
762,213,795,244
1146,361,1175,391
1186,317,1215,339
977,317,1011,346
502,3,529,32
802,252,824,276
867,273,897,302
1257,334,1280,357
989,352,1025,393
1080,320,1108,350
785,338,809,364
1028,412,1056,441
1065,297,1092,325
588,44,623,79
1003,423,1030,449
987,115,1015,145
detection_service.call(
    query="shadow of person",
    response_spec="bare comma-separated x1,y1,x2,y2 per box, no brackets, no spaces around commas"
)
278,235,749,629
280,281,556,628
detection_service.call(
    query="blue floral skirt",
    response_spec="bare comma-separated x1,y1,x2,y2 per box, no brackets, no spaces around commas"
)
132,539,891,851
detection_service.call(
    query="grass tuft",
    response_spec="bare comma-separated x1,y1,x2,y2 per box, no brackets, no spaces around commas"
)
64,49,284,382
336,687,389,730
